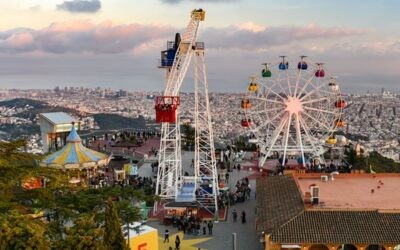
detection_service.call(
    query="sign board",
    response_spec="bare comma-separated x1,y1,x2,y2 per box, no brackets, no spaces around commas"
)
130,164,138,176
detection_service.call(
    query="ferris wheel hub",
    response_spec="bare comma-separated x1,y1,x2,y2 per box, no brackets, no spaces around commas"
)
284,96,303,114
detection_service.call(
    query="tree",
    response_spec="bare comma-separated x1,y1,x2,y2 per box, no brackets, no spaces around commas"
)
60,215,104,250
103,198,128,250
181,123,195,150
366,151,400,173
0,140,153,249
0,213,50,250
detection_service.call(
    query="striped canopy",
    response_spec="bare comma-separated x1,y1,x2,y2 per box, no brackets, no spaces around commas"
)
41,126,110,169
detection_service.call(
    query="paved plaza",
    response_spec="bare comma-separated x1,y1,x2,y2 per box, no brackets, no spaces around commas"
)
144,151,264,250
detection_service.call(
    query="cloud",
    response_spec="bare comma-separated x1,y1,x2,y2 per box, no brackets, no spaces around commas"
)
0,21,372,57
202,22,368,50
57,0,101,13
161,0,237,4
0,20,173,54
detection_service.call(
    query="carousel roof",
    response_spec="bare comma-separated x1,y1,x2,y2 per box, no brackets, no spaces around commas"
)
41,126,110,169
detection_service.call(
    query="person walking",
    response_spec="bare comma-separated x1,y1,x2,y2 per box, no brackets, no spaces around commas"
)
175,235,181,250
164,229,169,243
241,210,246,224
232,209,238,222
207,221,213,235
203,221,207,235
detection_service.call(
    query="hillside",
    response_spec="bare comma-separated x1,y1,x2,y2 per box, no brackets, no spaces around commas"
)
0,124,40,139
368,151,400,173
0,98,48,109
92,113,147,130
0,98,81,120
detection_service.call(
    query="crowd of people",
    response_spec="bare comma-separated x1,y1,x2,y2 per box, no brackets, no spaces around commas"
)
225,177,252,205
163,214,215,249
275,161,353,175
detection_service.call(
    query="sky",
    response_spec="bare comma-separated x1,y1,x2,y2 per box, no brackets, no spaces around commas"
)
0,0,399,93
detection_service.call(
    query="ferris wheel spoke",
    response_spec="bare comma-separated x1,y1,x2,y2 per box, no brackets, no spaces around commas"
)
301,111,333,132
286,68,292,96
276,70,290,98
248,107,283,115
248,98,266,111
306,80,337,97
253,109,286,132
264,113,289,159
300,79,331,101
296,74,315,99
303,106,338,115
263,86,288,102
293,69,303,97
301,97,330,105
298,114,319,152
251,96,284,105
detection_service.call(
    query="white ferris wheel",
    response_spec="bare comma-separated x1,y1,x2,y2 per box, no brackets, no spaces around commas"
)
242,56,346,168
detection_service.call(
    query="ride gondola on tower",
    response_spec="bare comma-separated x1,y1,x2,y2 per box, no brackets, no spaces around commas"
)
155,96,180,123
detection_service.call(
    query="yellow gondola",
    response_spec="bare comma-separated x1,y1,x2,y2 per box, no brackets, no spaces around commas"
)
326,135,337,145
248,83,258,92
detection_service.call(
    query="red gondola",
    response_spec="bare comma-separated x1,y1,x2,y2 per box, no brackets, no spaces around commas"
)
315,69,325,77
155,96,180,123
334,100,346,109
241,119,251,127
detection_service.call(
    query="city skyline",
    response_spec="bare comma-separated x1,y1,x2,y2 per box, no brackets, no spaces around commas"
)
0,0,399,93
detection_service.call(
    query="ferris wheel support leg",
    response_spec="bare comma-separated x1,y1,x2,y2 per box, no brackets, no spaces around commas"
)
282,113,293,166
258,144,268,168
295,114,306,167
194,58,200,188
264,113,289,167
298,115,325,165
193,50,219,217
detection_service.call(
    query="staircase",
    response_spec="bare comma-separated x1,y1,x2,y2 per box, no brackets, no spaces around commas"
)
176,182,196,202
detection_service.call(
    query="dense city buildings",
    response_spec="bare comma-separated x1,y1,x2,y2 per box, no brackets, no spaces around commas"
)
1,88,399,162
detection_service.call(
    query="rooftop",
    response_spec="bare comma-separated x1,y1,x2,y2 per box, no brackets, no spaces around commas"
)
256,175,304,234
295,173,400,210
40,112,77,125
256,174,400,244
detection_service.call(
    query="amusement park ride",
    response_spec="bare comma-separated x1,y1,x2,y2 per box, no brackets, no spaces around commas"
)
242,56,346,168
154,9,219,215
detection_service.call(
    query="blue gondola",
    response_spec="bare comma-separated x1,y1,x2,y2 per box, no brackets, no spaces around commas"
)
279,62,289,70
297,61,308,70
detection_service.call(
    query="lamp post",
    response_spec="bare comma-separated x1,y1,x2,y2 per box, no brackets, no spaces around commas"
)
232,232,237,250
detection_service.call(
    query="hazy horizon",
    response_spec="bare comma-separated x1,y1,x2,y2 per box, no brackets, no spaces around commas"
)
1,0,400,93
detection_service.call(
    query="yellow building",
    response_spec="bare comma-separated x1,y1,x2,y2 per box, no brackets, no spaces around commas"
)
125,223,158,250
256,173,400,250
